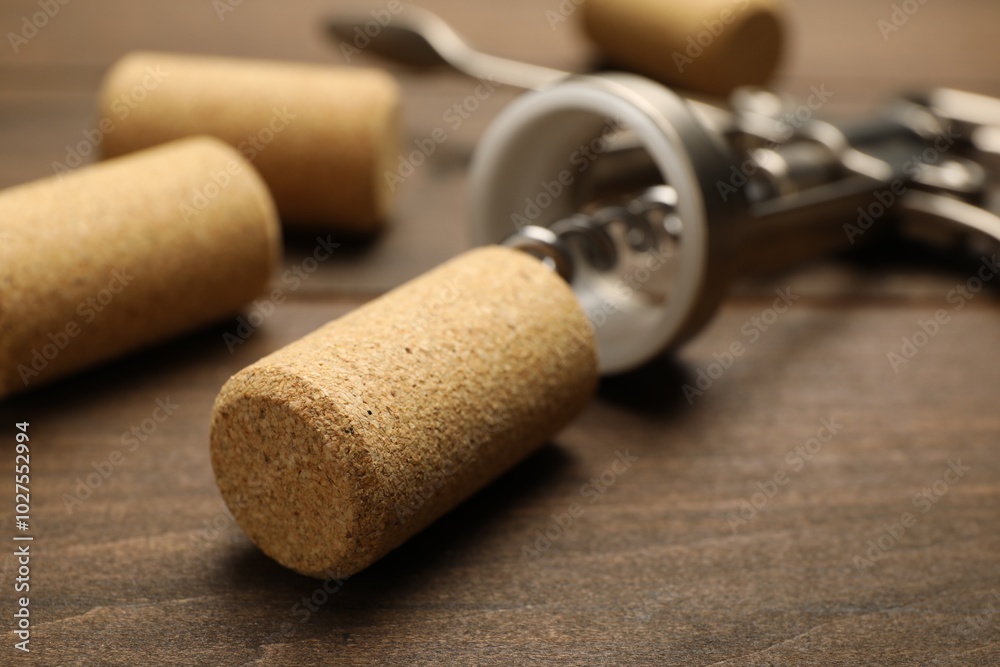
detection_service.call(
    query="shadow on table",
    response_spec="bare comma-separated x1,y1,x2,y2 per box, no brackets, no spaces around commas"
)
220,442,573,633
590,236,970,424
280,225,382,263
597,353,694,424
0,318,256,420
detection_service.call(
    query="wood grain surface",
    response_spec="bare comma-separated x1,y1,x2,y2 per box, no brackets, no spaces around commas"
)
2,1,999,665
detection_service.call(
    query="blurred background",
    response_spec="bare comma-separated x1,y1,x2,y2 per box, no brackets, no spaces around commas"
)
3,0,1000,292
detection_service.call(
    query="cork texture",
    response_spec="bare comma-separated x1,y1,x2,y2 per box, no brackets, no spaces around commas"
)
99,51,401,233
210,246,599,578
0,136,281,399
581,0,785,95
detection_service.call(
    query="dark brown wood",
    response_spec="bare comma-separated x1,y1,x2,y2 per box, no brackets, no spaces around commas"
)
2,1,1000,665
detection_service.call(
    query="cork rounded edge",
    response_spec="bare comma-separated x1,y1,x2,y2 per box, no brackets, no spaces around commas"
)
210,365,366,578
96,51,151,159
712,6,785,90
149,135,284,287
371,75,402,229
217,136,285,280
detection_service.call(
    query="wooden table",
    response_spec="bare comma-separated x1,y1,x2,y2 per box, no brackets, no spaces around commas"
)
2,1,999,665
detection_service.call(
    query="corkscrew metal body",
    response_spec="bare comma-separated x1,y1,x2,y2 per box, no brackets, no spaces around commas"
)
324,9,1000,373
469,76,1000,373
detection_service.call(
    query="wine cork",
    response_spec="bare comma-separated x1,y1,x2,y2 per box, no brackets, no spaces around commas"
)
98,51,401,233
581,0,785,95
210,246,598,578
0,137,281,399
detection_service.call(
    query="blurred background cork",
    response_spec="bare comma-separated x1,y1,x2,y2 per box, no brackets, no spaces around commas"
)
5,0,994,294
99,51,401,233
581,0,786,94
0,136,281,398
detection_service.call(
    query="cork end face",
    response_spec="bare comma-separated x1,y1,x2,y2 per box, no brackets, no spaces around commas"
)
210,368,360,578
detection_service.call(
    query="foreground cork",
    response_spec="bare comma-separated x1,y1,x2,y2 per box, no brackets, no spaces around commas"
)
581,0,785,95
210,246,598,578
99,51,401,232
0,137,281,399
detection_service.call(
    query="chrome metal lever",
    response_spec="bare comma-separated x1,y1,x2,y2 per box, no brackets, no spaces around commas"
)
326,6,566,90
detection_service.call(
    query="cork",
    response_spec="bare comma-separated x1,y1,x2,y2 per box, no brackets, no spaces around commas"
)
581,0,785,95
210,246,598,578
98,51,401,233
0,136,281,399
